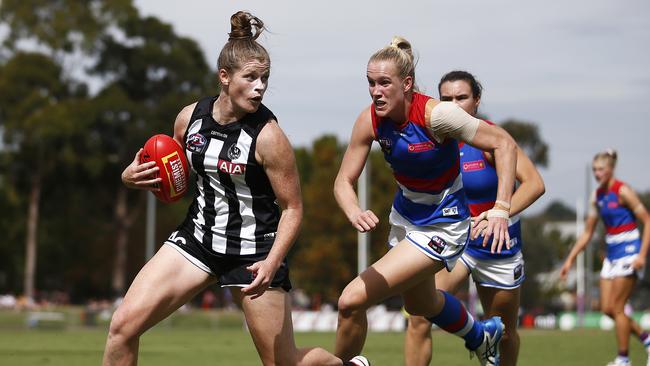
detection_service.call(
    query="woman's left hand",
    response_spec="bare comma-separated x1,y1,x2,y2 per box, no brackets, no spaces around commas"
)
482,216,510,254
242,259,280,299
632,256,646,270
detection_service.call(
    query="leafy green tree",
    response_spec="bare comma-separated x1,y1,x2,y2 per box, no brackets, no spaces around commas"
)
0,0,212,299
294,136,355,302
500,119,549,167
88,10,212,295
293,136,398,304
0,52,89,300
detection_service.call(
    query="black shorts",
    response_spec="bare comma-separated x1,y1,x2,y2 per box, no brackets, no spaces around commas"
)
164,229,292,292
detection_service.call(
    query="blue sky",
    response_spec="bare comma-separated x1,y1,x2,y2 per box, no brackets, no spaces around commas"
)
134,0,650,214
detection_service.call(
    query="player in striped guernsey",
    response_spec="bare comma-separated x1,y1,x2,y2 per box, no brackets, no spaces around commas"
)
404,71,545,366
105,11,364,366
561,149,650,366
334,37,518,366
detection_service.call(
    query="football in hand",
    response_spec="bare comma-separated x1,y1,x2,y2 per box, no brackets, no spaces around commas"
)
140,134,189,203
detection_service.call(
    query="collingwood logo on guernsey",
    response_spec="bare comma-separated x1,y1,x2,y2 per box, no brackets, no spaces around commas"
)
227,144,241,160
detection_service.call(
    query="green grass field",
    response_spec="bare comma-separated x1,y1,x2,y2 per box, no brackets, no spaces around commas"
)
0,326,648,365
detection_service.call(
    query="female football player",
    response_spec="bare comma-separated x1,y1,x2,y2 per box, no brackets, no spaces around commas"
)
104,10,366,366
333,37,518,366
561,149,650,366
404,71,545,366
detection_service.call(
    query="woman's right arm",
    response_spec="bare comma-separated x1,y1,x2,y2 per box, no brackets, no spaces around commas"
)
334,107,379,232
560,198,599,279
121,104,194,190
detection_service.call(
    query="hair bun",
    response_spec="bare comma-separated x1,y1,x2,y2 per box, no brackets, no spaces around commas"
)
229,11,265,41
604,148,618,160
390,36,411,51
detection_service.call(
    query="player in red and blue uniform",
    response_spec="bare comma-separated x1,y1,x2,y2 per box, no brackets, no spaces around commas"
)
404,71,545,366
334,39,519,366
562,150,650,366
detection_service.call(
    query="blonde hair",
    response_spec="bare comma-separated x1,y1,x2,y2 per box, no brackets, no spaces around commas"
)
217,11,269,76
369,36,418,92
593,148,618,168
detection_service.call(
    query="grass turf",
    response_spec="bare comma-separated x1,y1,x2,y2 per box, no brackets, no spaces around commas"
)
0,327,648,365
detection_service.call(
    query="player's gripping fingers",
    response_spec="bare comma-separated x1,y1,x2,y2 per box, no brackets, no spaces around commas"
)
123,164,161,190
122,149,162,190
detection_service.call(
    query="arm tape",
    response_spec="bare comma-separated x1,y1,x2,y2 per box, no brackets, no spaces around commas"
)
428,102,480,143
487,209,510,220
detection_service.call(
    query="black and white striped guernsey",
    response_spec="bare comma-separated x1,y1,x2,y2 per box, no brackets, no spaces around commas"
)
178,96,280,255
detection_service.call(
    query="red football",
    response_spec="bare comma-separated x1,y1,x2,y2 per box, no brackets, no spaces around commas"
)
140,134,189,203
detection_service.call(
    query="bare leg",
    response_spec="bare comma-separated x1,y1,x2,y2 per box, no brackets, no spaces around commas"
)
335,241,445,360
233,287,343,366
476,286,521,366
404,316,432,366
403,260,470,366
103,245,214,366
601,276,639,358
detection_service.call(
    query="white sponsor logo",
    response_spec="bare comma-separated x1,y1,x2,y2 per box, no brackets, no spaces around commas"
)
442,206,459,216
217,159,246,175
210,130,228,138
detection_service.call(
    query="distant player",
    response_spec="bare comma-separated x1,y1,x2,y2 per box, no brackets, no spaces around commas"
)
103,11,365,366
404,71,545,366
561,149,650,366
334,37,519,366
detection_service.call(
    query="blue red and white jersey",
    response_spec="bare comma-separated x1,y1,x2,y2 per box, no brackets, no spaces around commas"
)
596,180,641,260
459,136,521,260
371,93,469,226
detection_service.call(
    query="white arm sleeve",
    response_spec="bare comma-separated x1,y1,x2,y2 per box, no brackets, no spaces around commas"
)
428,101,480,143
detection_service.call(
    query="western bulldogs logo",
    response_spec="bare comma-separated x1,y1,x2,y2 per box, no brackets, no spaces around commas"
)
428,235,447,254
227,144,241,160
187,133,207,154
378,137,392,154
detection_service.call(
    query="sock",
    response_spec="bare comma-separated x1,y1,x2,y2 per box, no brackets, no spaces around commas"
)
343,358,367,366
617,350,629,362
640,332,650,348
426,290,484,350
